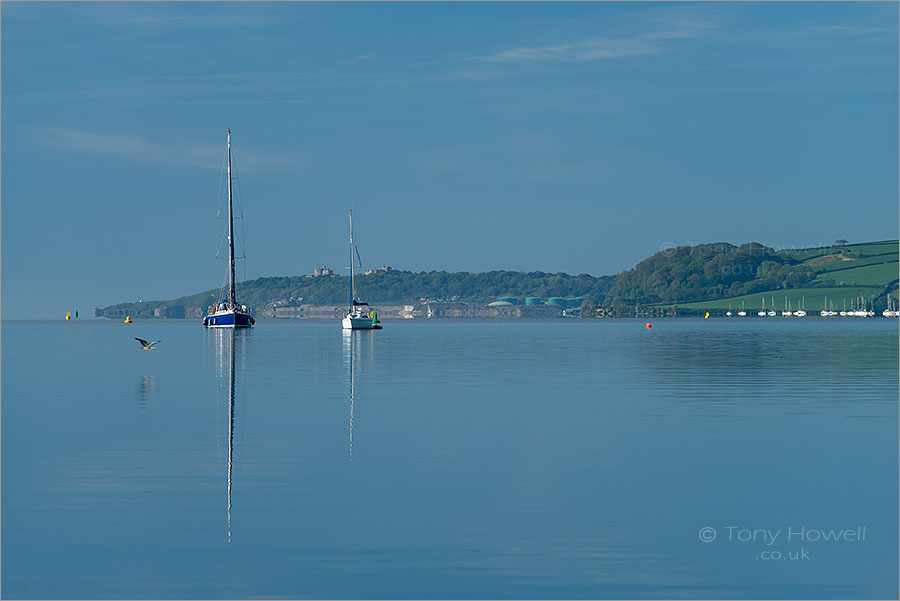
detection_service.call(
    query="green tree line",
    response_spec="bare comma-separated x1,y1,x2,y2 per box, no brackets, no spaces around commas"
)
102,270,616,316
602,242,818,306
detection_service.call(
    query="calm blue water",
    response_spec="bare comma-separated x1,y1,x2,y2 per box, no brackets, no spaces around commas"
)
2,318,897,599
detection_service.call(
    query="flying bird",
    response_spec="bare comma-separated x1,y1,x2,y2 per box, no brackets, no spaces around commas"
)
135,337,161,350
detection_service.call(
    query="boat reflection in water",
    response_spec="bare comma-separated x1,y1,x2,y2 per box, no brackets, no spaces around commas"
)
135,375,155,407
212,328,246,542
342,329,376,467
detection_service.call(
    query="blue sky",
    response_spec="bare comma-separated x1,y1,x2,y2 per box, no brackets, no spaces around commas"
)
2,2,897,318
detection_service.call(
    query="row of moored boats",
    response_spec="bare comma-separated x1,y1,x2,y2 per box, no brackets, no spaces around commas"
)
724,295,898,318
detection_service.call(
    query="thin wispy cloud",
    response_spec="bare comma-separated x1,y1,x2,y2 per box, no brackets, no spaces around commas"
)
489,38,659,63
481,5,720,65
345,54,377,65
428,68,517,83
502,133,613,183
510,134,562,157
413,150,467,174
11,2,278,29
800,24,896,38
38,127,305,173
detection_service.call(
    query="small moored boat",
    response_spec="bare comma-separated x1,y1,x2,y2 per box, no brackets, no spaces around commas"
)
341,210,382,330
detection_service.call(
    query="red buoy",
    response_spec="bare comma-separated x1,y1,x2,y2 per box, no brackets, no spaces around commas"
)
646,323,652,328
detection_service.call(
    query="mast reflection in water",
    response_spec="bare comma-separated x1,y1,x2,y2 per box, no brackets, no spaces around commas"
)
213,328,244,543
342,329,376,468
342,330,357,467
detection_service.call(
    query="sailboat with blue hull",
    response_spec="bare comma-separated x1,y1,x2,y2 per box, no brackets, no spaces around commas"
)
204,129,254,329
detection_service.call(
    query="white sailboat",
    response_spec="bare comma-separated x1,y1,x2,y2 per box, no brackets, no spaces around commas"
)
738,300,746,317
794,296,806,317
341,210,382,330
781,296,791,317
883,295,899,317
757,297,767,317
767,296,776,317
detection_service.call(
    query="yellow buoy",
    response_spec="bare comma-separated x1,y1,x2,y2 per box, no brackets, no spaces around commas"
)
124,316,132,323
704,312,710,319
66,312,71,320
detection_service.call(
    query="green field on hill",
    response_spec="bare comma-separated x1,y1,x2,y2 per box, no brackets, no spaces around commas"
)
812,260,899,286
812,251,896,272
665,287,890,313
835,241,900,256
781,240,898,264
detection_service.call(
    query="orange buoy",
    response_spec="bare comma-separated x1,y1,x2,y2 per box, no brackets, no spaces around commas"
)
646,322,652,328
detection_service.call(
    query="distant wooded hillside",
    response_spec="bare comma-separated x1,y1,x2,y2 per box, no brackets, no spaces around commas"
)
99,239,898,317
603,239,897,310
100,270,616,317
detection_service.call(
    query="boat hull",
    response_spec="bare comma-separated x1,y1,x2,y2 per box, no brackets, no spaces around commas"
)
342,315,379,330
204,310,253,328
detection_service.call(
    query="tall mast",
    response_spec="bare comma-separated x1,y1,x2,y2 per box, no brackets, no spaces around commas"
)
349,210,355,305
227,129,236,309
